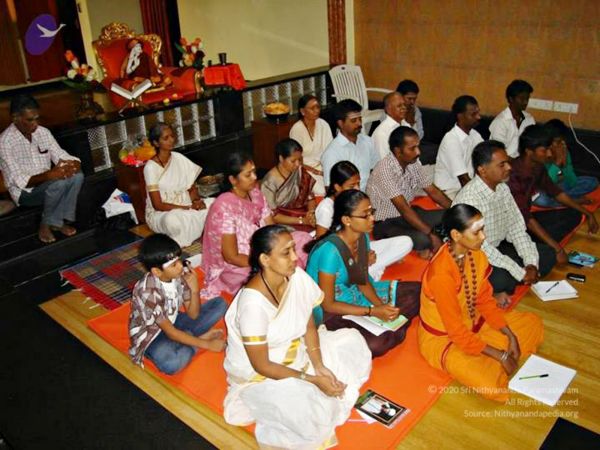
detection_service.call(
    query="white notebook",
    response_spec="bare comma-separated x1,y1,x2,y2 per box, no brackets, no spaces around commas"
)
509,355,576,406
531,280,578,301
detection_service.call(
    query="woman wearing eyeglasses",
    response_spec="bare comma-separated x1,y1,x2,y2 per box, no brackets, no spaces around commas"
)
306,189,421,357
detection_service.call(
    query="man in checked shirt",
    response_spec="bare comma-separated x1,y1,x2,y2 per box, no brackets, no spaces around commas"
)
0,95,83,243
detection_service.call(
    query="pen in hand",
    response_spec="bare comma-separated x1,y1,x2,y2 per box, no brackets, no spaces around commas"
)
545,281,560,294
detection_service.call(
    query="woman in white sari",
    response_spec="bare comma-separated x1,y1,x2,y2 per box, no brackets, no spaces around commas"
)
224,225,371,449
144,122,213,247
289,95,333,196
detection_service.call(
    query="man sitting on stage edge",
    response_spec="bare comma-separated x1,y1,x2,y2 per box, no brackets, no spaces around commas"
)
0,95,84,243
367,126,451,258
507,125,598,264
454,141,555,308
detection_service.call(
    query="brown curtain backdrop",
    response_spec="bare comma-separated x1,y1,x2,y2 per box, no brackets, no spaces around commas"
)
139,0,174,66
0,0,27,85
327,0,346,66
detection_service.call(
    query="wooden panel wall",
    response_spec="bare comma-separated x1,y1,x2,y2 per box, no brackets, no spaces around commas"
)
354,0,600,130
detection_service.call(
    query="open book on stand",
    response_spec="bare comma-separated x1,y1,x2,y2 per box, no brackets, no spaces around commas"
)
110,79,152,100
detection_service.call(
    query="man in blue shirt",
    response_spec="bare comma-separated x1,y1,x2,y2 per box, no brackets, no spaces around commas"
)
321,99,379,191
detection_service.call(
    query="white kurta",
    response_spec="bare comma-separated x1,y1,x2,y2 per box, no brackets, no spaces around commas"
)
144,152,213,247
224,267,372,449
290,118,333,196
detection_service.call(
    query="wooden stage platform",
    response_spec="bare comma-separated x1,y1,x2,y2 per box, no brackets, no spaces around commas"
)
40,222,600,449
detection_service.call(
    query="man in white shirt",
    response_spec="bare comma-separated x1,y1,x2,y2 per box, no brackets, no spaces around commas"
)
0,95,83,244
434,95,483,199
372,92,410,160
321,99,379,192
489,79,535,158
396,79,424,140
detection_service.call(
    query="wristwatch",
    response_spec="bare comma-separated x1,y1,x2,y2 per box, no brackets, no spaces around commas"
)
299,369,307,380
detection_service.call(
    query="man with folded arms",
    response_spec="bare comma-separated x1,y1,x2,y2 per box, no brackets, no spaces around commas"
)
0,94,83,244
507,124,598,264
454,140,554,308
367,126,450,257
434,95,483,199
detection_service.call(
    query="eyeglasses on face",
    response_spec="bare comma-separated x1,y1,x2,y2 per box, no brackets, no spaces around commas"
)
350,208,376,219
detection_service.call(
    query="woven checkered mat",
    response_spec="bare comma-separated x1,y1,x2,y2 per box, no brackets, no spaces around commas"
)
60,240,202,310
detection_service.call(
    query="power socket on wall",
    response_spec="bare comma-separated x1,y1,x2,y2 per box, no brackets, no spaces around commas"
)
554,101,579,114
528,98,554,111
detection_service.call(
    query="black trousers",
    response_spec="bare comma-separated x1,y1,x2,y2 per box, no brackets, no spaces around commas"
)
531,208,583,243
489,241,556,294
373,207,445,250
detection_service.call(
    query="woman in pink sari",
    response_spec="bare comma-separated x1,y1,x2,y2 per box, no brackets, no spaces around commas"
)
201,152,312,299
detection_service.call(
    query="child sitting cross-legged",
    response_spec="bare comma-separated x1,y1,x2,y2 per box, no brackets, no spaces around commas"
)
129,233,228,374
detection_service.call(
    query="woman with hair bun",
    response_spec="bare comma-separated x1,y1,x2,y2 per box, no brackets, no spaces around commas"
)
144,122,213,247
223,225,371,449
315,160,413,280
306,189,421,358
201,152,312,299
260,138,317,231
289,94,333,195
418,204,544,402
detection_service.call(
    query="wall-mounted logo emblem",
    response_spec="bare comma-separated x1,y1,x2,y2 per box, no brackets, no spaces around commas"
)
25,14,66,55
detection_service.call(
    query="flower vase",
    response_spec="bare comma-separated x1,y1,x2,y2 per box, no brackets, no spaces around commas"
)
75,89,104,121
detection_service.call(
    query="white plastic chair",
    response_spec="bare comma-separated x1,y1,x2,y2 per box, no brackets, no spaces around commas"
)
328,64,392,134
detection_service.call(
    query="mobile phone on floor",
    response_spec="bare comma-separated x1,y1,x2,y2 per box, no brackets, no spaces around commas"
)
566,273,586,283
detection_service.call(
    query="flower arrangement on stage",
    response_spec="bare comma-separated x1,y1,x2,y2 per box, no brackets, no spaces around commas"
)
175,37,205,70
63,50,100,91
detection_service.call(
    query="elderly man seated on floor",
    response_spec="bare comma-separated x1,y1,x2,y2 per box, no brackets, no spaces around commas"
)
0,95,84,243
453,140,556,308
507,124,598,265
367,126,451,258
372,92,410,160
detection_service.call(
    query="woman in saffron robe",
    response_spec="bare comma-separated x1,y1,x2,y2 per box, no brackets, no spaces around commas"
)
418,204,544,402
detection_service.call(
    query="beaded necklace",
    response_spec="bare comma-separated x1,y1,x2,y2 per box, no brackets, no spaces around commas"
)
450,244,478,321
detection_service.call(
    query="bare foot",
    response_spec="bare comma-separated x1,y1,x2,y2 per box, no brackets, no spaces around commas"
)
494,292,512,309
199,328,224,340
50,224,77,237
417,249,433,260
38,224,56,244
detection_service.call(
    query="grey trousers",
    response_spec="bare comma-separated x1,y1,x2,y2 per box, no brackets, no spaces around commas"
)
19,172,84,227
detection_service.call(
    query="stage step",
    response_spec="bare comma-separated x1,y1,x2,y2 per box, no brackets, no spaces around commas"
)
0,228,139,303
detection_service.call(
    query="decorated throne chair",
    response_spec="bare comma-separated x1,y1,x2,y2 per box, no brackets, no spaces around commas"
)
93,22,201,109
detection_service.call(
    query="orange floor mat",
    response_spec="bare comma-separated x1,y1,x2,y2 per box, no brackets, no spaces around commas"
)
86,197,591,447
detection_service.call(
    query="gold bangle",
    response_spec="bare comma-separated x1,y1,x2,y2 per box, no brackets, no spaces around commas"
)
299,216,303,224
308,346,320,353
299,369,307,380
